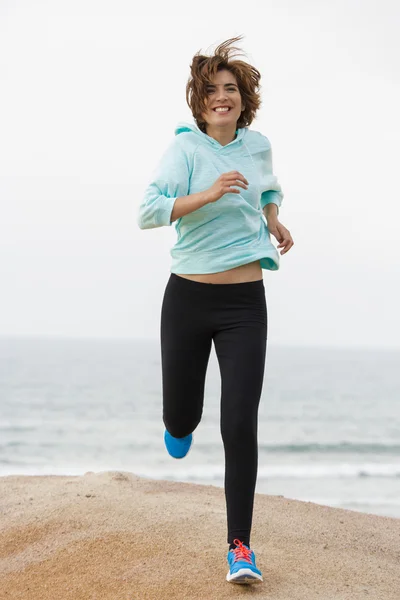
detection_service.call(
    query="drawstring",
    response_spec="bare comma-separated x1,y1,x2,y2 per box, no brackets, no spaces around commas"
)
243,140,256,170
243,140,262,212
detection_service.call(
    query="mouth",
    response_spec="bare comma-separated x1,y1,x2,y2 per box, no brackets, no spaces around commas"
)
212,106,231,114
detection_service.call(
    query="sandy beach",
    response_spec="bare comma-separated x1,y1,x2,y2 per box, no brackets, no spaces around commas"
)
0,471,399,599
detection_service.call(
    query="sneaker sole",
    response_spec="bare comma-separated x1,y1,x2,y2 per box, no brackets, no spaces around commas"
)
226,568,263,584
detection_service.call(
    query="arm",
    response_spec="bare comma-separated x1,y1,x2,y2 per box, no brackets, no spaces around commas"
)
259,144,283,218
170,191,210,223
260,146,294,254
137,140,194,230
171,169,249,221
262,202,279,224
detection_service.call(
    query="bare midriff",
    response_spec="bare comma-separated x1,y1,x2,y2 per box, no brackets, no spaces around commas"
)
174,260,263,284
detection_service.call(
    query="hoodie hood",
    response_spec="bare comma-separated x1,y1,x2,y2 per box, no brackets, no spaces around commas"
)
174,121,247,150
174,121,270,155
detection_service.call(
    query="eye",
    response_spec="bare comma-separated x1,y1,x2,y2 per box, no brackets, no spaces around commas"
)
205,86,237,94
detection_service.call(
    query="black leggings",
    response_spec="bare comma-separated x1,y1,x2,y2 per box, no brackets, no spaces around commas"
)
160,273,268,546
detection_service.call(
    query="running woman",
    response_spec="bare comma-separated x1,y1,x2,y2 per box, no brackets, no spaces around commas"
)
137,35,294,585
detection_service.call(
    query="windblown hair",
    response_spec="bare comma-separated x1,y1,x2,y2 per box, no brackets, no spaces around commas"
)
186,36,262,132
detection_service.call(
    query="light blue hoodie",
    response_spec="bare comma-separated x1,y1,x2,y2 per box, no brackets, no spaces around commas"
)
137,121,284,273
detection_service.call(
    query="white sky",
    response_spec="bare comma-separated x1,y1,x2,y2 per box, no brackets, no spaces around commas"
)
1,0,399,348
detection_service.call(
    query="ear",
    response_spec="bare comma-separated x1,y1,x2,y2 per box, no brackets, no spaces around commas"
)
241,105,245,112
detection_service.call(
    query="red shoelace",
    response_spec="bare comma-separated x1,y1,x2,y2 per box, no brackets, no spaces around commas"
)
231,538,253,564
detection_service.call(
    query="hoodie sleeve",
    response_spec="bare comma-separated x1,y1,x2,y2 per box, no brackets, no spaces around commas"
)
137,138,191,229
259,143,284,216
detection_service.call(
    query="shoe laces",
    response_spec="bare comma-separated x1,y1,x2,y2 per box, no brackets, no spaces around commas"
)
231,539,253,564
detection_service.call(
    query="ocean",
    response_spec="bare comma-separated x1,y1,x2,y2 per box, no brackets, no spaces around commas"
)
1,336,399,519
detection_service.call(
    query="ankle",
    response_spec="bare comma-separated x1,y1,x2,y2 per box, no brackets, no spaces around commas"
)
229,540,250,551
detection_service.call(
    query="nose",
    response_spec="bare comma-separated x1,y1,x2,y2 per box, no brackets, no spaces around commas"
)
216,86,228,101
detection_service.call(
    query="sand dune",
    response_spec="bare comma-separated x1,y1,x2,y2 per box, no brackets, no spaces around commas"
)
0,471,399,599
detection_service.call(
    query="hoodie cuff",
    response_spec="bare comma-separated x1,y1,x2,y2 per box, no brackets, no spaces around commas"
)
260,190,282,214
157,196,177,227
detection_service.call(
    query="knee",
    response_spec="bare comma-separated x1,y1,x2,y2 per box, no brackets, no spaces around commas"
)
221,414,258,447
163,413,201,438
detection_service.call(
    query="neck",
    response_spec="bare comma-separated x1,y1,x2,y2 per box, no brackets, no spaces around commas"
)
205,124,237,147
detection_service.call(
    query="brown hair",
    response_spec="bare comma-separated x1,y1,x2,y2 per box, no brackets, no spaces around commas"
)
186,36,262,133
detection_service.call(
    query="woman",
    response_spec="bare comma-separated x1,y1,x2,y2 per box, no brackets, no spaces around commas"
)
137,36,294,585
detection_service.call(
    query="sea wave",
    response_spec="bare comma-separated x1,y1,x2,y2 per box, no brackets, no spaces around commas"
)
194,442,400,455
259,442,400,454
138,463,400,479
4,462,398,480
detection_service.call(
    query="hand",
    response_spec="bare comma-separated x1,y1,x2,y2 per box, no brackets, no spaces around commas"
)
267,219,294,255
205,171,248,204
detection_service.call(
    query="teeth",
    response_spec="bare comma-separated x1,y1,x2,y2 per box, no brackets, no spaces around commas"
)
215,107,230,112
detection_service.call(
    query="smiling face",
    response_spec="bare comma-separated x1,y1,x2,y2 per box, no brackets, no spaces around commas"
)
201,69,245,133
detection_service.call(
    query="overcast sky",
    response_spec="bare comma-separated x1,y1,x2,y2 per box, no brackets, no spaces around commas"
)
0,0,399,348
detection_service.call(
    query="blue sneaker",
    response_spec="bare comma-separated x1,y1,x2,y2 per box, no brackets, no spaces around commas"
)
164,430,193,459
226,539,263,584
